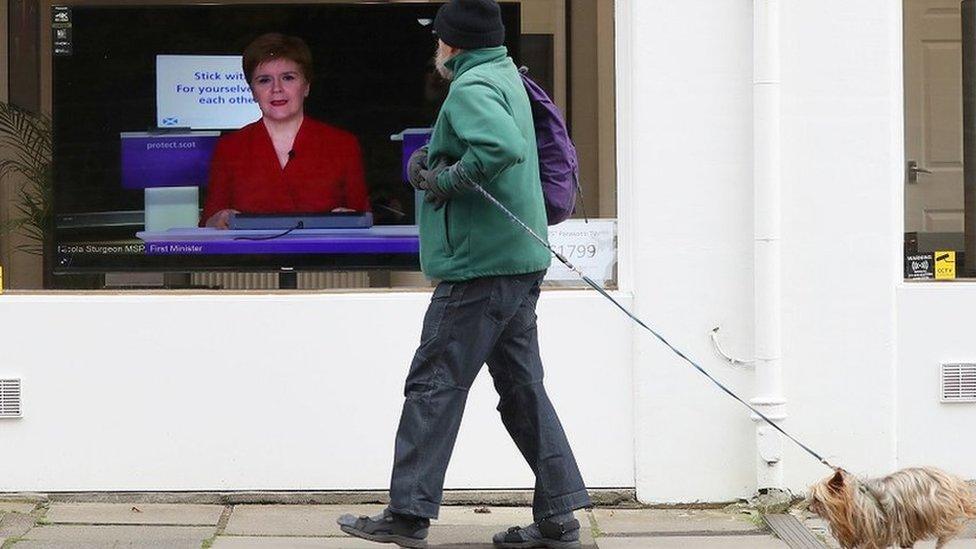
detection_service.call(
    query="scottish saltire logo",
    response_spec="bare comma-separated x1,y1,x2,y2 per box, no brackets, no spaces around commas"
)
161,117,179,127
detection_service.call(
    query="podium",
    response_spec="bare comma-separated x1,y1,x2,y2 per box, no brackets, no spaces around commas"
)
120,130,220,231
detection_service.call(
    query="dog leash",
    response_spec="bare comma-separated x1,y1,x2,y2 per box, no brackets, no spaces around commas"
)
468,183,837,471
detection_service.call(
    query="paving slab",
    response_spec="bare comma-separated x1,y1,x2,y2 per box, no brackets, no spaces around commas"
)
212,536,379,548
0,510,37,538
426,523,596,547
793,508,976,548
590,509,760,535
433,506,536,526
792,512,839,548
0,502,36,514
764,513,828,548
225,504,385,537
45,502,223,525
596,535,789,548
14,524,215,548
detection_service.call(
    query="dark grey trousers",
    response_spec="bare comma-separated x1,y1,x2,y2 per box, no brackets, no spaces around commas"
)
388,271,591,521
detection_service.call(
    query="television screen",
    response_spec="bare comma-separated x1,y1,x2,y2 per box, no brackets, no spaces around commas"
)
51,2,522,282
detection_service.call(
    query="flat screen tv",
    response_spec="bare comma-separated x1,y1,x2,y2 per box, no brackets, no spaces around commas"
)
51,2,522,284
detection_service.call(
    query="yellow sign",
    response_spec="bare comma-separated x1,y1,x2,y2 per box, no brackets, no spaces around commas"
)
935,250,956,280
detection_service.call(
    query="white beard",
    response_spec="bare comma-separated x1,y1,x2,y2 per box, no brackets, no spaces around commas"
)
435,49,455,80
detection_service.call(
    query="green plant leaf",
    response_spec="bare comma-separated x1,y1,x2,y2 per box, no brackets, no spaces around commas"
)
0,101,53,257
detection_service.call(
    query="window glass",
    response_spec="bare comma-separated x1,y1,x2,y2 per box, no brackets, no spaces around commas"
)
0,0,617,291
904,0,973,280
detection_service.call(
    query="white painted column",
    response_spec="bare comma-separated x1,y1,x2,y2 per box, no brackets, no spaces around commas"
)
751,0,787,491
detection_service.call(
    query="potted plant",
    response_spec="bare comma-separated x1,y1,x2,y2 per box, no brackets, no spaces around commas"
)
0,102,53,287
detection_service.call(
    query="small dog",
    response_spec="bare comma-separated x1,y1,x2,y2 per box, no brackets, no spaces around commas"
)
807,467,976,548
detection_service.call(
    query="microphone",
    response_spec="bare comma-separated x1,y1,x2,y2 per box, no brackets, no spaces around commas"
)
288,150,295,159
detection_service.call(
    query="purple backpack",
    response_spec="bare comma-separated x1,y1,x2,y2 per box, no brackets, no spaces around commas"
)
520,68,584,225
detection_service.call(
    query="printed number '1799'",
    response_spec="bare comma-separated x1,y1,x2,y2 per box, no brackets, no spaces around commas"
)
555,244,597,259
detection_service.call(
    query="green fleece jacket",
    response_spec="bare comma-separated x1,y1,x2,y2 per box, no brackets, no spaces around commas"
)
419,46,551,281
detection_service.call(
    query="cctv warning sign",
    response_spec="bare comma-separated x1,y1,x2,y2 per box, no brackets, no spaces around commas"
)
935,250,956,280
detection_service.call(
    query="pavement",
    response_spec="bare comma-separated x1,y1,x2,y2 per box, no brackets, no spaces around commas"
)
1,500,974,548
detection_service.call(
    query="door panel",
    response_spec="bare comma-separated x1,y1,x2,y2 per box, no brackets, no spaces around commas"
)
905,0,965,233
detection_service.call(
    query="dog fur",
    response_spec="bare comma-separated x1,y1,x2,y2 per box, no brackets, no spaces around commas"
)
807,467,976,548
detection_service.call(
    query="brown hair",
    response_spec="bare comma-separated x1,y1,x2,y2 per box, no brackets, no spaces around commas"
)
242,33,313,85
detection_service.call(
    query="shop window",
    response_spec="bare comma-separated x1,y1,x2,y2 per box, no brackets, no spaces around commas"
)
904,0,975,280
0,0,616,291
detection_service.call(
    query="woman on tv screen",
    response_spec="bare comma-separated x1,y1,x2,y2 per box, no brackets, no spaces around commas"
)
201,33,370,229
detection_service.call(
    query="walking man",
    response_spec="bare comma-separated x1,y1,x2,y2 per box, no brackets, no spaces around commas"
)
338,1,590,547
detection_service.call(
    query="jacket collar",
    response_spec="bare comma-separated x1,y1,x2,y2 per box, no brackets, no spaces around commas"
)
444,46,508,80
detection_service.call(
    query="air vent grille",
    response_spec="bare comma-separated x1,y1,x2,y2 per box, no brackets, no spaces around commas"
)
942,363,976,403
0,379,22,418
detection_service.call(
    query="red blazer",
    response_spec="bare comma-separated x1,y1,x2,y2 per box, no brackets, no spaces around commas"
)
201,117,370,225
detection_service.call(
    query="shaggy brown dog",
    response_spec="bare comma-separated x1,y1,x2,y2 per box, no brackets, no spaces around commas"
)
807,467,976,548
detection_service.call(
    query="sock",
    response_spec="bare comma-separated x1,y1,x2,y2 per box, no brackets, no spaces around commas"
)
546,511,575,524
389,509,430,526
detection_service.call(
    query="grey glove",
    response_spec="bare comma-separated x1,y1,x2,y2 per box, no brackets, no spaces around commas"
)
417,165,451,209
407,146,429,189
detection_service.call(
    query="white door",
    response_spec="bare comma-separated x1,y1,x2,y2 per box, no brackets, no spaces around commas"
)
904,0,965,233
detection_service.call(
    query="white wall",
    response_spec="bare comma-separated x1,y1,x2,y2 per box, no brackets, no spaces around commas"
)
628,0,758,503
896,284,976,478
777,0,903,489
627,0,903,502
9,0,973,503
0,292,633,491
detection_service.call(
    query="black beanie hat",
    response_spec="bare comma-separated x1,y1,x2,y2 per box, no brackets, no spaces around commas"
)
433,0,506,50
